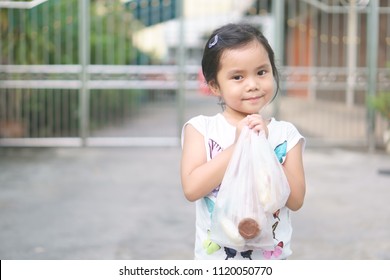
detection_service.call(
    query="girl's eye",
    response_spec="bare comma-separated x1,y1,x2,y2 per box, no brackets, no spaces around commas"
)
258,70,267,76
233,75,242,81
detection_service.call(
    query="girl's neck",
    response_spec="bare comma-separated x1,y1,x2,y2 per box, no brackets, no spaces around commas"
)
221,108,272,127
222,110,249,126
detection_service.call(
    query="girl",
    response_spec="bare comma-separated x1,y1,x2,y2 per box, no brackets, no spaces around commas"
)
181,23,306,260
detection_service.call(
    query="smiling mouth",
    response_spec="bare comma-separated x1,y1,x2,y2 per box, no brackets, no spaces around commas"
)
243,95,264,101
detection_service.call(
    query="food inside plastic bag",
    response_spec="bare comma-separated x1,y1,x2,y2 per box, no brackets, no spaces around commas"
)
210,126,290,251
238,218,260,239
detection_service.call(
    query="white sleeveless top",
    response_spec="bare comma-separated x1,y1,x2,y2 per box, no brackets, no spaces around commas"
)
182,113,304,260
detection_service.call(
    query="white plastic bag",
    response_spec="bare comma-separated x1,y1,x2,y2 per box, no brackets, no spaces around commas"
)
210,126,290,252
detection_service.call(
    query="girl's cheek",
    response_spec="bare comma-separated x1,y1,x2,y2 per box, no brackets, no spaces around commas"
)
264,80,275,93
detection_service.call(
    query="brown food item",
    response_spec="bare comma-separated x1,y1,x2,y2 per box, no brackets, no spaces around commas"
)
238,218,261,239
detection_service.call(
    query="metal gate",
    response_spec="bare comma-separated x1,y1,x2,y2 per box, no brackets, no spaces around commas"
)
0,0,189,147
1,0,389,148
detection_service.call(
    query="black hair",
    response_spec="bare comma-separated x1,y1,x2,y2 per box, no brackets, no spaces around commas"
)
201,23,280,100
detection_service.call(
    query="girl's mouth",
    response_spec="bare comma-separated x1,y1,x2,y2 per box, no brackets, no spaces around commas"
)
243,95,263,102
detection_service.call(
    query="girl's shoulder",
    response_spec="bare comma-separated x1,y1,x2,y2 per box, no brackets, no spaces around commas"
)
268,118,302,136
182,113,235,148
183,113,226,133
268,118,305,152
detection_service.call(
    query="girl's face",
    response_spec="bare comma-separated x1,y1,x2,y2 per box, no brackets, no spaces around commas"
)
210,40,275,122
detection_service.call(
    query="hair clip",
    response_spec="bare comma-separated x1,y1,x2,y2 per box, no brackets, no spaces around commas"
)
208,34,219,48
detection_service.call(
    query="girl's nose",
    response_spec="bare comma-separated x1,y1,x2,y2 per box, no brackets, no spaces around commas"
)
246,76,259,91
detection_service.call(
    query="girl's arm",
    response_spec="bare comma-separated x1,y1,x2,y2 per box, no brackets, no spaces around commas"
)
180,124,235,201
282,139,306,211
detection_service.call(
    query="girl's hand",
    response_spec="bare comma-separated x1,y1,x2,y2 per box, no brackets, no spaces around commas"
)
247,114,269,138
234,114,268,142
234,117,250,143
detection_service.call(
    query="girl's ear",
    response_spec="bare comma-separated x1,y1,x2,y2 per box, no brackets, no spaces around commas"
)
208,80,221,97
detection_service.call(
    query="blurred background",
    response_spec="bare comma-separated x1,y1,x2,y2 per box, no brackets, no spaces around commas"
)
0,0,389,260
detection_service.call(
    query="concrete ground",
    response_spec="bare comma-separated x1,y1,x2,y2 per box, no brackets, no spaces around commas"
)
0,93,390,260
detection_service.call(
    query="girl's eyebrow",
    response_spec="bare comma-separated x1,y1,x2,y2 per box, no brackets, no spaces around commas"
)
226,64,271,75
226,69,243,76
257,63,271,69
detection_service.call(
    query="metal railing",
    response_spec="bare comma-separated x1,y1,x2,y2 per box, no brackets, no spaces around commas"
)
1,0,389,149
